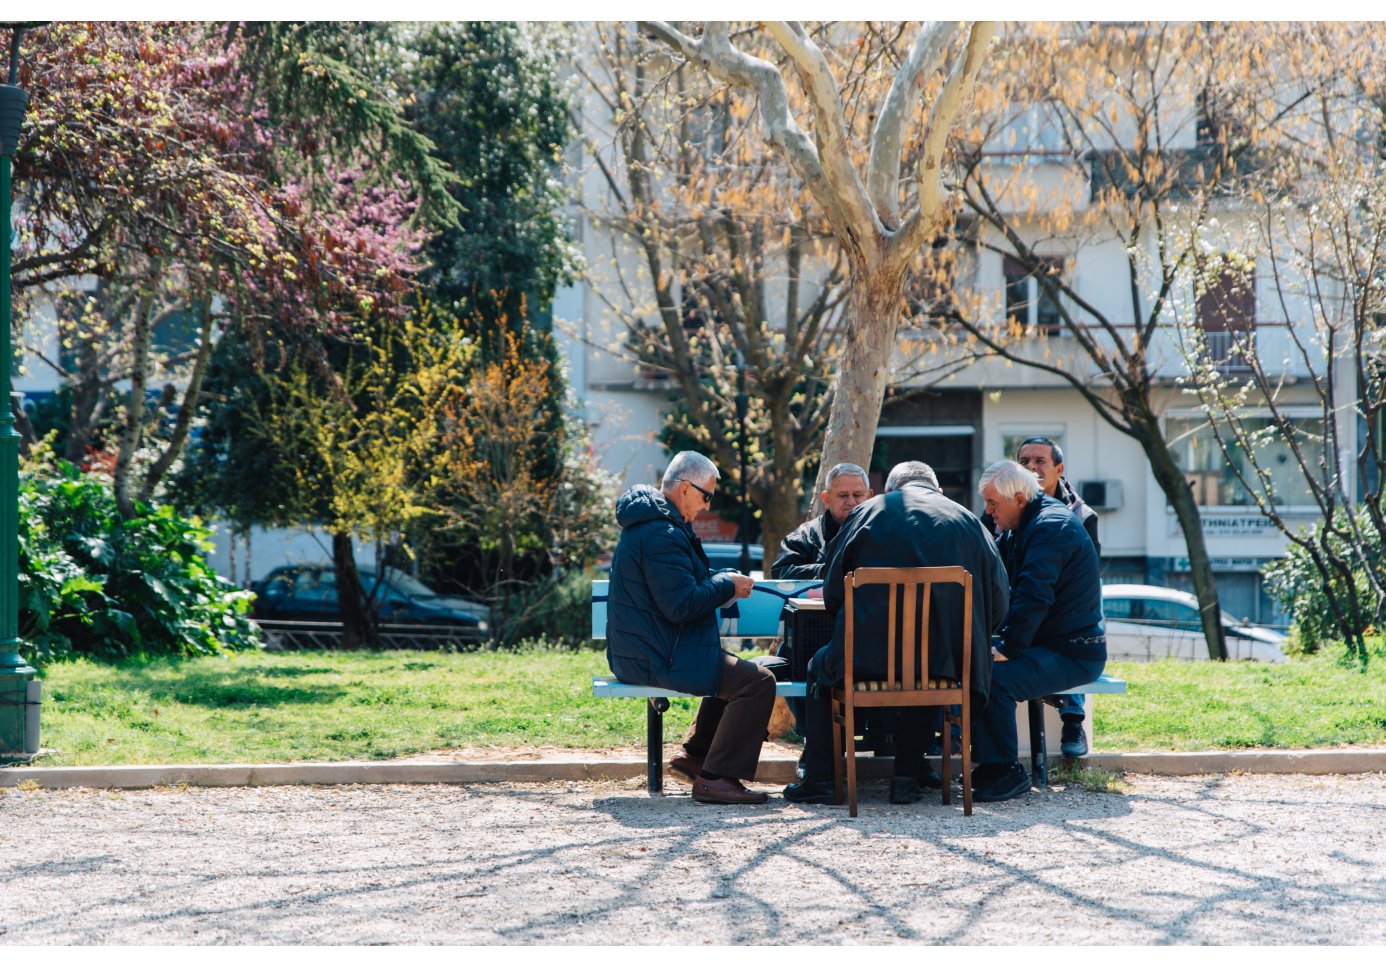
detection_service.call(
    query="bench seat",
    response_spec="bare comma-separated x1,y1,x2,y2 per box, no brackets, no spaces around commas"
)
591,673,1126,793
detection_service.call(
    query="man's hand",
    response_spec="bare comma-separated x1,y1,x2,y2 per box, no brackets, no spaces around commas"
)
730,573,756,599
991,647,1009,662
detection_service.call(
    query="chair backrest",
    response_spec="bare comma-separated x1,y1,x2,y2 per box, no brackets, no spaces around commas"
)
842,566,973,690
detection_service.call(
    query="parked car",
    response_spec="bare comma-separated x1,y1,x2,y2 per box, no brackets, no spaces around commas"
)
1102,583,1287,662
251,565,490,634
595,542,765,579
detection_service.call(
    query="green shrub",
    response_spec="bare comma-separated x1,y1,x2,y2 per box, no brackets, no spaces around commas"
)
1263,508,1384,658
19,455,261,664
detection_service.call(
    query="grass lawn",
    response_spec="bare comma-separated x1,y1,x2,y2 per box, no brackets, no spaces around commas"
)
21,646,1386,767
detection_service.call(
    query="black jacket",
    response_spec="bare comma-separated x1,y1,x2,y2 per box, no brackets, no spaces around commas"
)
771,511,844,580
995,493,1106,662
605,485,737,696
818,481,1010,708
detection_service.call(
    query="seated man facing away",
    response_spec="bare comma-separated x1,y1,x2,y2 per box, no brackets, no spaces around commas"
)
972,460,1107,803
784,461,1009,806
605,451,770,805
771,462,873,580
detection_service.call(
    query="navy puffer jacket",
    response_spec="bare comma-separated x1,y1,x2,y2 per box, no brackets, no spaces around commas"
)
995,494,1106,662
606,485,737,696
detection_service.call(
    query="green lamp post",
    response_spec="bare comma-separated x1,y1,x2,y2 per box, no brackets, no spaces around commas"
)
0,23,36,757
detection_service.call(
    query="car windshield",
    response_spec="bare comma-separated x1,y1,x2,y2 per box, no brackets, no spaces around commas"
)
362,568,440,600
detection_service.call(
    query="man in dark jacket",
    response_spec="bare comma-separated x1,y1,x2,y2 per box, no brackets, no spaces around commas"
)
784,461,1010,806
972,460,1107,802
1016,436,1101,756
771,462,873,580
606,451,771,805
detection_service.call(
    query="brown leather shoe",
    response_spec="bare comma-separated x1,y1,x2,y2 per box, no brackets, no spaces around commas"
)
691,776,770,805
668,754,704,783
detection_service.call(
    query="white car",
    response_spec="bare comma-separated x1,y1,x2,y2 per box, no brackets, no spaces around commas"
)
1102,583,1288,662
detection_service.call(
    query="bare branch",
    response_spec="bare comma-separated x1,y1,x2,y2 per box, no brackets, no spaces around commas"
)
866,21,960,228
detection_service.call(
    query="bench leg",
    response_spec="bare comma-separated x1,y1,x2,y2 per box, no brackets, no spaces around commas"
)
647,697,669,793
1028,698,1048,788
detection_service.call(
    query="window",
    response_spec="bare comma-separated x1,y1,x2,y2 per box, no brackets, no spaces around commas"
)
1003,256,1064,332
1103,596,1138,621
1166,415,1324,507
1001,429,1065,465
293,570,338,604
1140,599,1201,632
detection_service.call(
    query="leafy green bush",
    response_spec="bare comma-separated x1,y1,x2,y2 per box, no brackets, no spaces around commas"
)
1263,508,1384,657
19,455,261,664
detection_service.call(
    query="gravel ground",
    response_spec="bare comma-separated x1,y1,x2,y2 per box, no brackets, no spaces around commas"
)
2,772,1385,945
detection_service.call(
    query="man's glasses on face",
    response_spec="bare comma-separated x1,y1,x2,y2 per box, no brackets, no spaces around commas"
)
678,479,714,506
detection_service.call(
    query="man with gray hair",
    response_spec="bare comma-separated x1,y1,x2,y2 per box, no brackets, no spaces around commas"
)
607,451,771,805
784,460,1008,806
972,459,1106,802
772,462,874,580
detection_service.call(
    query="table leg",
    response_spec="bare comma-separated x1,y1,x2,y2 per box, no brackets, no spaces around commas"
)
1028,699,1048,788
647,697,669,792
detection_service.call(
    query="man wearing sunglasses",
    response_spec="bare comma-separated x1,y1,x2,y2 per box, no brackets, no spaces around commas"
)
606,451,770,805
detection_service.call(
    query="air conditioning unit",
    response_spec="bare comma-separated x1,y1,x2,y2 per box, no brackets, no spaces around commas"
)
1079,479,1123,511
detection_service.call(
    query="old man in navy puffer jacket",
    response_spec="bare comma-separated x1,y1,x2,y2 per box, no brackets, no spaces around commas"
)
606,452,772,805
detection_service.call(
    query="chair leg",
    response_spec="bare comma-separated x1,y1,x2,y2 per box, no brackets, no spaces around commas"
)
831,701,844,805
845,700,858,818
961,704,973,817
940,710,952,806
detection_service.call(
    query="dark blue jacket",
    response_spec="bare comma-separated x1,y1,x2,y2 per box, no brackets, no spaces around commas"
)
995,494,1106,662
606,485,737,696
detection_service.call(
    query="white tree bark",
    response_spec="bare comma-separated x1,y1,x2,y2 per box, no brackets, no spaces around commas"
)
639,21,995,497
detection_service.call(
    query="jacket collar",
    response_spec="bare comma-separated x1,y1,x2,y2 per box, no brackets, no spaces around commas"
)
1015,493,1049,534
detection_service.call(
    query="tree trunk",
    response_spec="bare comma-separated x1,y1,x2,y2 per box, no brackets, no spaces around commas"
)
756,484,804,574
1143,424,1229,661
138,303,216,502
113,291,156,519
812,261,904,510
332,531,375,650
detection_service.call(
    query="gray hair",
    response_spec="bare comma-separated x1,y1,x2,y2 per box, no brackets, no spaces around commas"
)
661,451,720,495
824,462,870,489
884,461,939,492
978,459,1041,502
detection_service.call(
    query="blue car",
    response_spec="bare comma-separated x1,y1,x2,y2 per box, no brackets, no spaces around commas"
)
251,564,490,635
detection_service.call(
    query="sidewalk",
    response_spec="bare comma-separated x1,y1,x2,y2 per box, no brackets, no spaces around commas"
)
4,744,1385,789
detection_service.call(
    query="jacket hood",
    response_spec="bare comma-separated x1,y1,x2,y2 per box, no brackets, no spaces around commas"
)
616,484,681,529
1055,475,1084,510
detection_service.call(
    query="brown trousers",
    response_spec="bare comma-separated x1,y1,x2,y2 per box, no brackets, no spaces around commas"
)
684,652,777,781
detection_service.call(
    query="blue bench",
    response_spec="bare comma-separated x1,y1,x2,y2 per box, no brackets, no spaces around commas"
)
591,579,1126,793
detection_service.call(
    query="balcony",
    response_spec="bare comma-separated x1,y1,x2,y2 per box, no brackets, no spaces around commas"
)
1200,329,1254,376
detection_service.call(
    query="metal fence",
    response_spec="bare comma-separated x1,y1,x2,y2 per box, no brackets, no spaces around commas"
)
253,619,487,651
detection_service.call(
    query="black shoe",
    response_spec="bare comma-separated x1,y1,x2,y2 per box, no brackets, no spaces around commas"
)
973,762,1031,802
1060,717,1088,758
970,762,1009,788
917,761,944,790
783,778,836,804
889,777,925,804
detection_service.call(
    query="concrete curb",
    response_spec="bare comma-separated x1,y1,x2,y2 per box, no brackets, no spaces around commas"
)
3,748,1386,790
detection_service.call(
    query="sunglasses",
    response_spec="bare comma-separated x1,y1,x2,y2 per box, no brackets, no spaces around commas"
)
679,479,714,506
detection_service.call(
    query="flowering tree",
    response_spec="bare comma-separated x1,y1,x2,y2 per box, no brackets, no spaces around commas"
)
12,23,428,517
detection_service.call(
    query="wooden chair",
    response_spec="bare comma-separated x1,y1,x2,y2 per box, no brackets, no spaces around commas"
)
831,566,973,817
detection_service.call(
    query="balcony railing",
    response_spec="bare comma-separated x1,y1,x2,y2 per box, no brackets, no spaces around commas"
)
1201,329,1254,375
